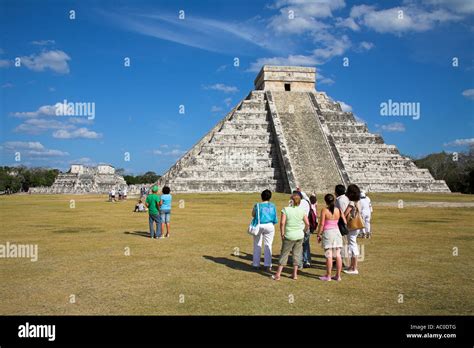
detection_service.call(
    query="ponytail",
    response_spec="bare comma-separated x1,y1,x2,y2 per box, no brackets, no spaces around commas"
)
329,201,335,214
324,193,336,214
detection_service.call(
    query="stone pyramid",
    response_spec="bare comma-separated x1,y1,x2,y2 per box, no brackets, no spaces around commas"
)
158,66,450,193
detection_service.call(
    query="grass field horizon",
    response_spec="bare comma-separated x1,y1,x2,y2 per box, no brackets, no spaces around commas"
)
1,192,473,315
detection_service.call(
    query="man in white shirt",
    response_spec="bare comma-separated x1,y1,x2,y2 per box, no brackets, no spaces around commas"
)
335,185,349,213
360,190,373,238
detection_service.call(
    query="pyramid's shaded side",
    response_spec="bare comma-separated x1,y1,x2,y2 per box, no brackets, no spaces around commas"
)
158,91,289,192
158,66,450,193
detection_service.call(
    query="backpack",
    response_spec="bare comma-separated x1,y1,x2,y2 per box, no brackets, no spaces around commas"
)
308,206,318,231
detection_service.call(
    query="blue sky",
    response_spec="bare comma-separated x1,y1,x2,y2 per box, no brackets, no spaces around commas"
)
0,0,473,174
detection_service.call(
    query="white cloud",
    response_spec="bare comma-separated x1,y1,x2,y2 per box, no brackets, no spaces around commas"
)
318,76,335,85
216,65,227,72
68,157,96,166
317,70,335,85
12,104,97,137
312,33,351,62
67,117,94,125
248,54,318,72
376,122,406,132
271,0,346,18
249,30,352,71
224,97,232,107
27,149,70,157
204,83,239,93
422,0,474,15
350,4,376,18
211,106,223,113
14,118,75,134
101,10,275,55
1,82,13,88
462,89,474,100
20,50,71,74
0,59,11,67
268,11,328,34
337,101,352,112
153,148,186,156
2,141,45,150
351,5,461,34
335,16,360,31
0,141,69,157
443,138,474,147
52,127,102,139
31,40,56,46
11,104,59,118
358,41,374,51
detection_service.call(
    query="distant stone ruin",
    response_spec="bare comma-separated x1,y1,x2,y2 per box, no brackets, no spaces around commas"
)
29,164,127,194
158,65,450,193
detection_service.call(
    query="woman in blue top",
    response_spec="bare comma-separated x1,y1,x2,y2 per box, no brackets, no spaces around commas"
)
251,189,278,271
159,186,172,238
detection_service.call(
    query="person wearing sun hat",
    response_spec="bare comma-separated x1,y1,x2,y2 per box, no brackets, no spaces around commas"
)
145,185,162,239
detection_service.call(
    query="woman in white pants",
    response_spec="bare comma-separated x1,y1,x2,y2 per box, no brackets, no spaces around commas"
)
344,184,363,275
252,189,278,271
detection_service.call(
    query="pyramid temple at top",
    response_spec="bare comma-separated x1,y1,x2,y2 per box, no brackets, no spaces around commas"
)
158,66,450,193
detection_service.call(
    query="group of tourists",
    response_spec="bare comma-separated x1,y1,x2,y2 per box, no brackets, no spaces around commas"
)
125,180,372,283
249,184,373,281
144,185,173,239
108,187,127,202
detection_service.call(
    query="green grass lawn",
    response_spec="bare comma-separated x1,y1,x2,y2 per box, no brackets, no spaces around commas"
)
0,192,473,315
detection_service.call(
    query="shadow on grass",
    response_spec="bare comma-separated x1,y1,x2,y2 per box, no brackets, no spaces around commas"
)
203,251,327,279
311,252,325,260
124,231,151,238
203,254,273,278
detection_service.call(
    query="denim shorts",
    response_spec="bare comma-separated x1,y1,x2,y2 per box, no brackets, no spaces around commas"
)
160,209,171,223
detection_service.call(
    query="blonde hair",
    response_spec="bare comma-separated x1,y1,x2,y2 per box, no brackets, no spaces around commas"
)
291,194,301,206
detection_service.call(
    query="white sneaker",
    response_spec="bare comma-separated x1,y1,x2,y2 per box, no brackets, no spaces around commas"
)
343,269,359,275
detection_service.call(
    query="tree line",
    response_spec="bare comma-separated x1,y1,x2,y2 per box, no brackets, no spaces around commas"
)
0,166,60,193
414,147,474,194
120,170,161,185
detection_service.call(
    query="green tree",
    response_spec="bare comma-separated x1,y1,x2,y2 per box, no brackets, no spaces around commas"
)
414,149,473,193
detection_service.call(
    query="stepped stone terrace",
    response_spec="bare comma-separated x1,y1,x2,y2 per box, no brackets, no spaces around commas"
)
158,66,449,193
